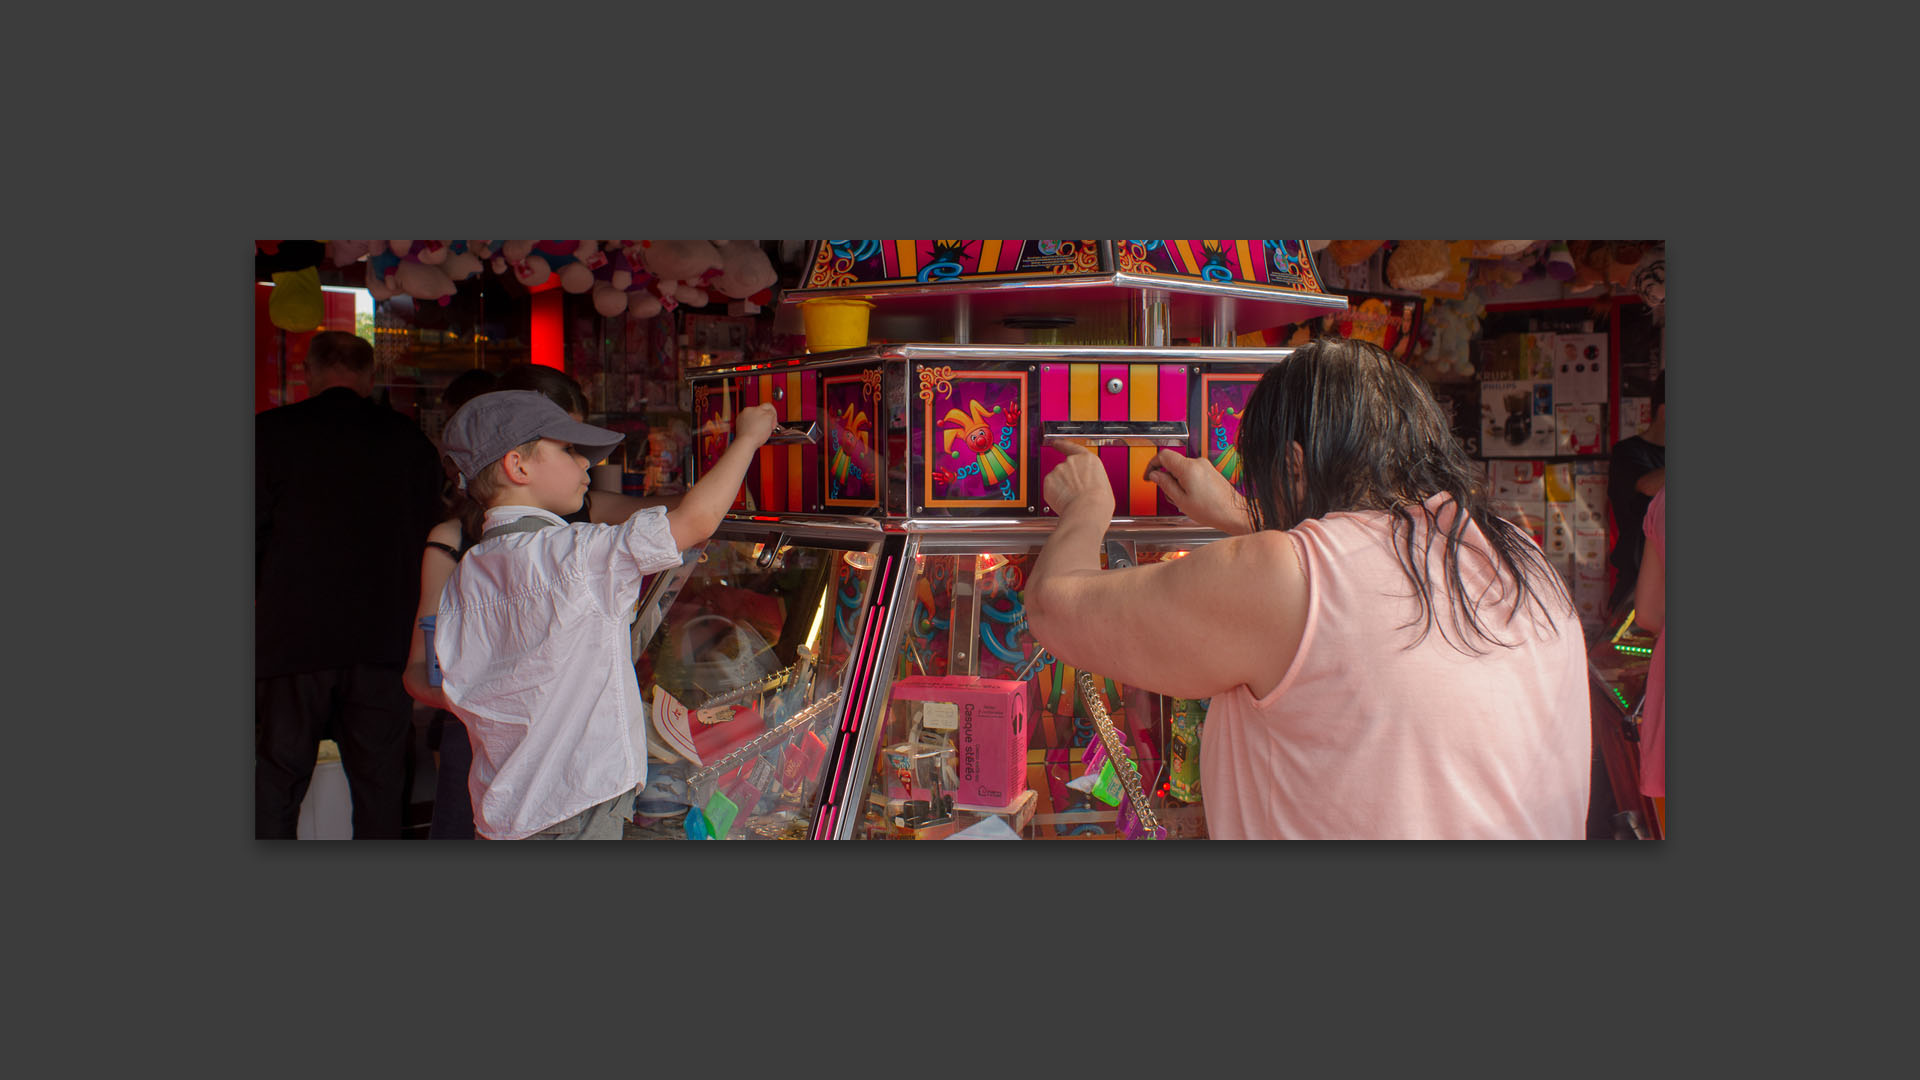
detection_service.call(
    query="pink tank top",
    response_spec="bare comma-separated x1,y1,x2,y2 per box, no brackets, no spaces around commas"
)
1199,495,1591,839
1638,489,1665,798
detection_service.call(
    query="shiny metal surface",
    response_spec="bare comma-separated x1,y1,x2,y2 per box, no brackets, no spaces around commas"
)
764,420,821,445
714,514,885,540
1040,419,1190,447
1209,297,1237,346
689,342,1294,379
1134,288,1171,346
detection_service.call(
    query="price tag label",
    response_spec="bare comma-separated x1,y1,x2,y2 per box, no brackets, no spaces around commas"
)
921,700,959,731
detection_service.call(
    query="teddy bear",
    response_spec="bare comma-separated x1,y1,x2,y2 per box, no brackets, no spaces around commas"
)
1385,239,1452,292
711,240,778,301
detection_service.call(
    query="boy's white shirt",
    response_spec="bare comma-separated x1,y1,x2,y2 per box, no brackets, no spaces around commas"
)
436,503,682,840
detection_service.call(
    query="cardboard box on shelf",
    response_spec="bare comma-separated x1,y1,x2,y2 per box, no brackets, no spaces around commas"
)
1554,402,1606,456
1618,396,1652,441
1573,563,1609,629
1553,333,1609,404
1488,459,1547,548
1543,464,1576,556
1525,333,1559,380
1573,462,1608,532
1481,379,1556,458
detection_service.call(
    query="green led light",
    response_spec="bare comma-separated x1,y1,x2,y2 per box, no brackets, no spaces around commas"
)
1616,645,1654,657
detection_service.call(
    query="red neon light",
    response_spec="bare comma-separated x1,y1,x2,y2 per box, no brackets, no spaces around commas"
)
825,556,893,808
530,290,563,369
814,554,895,839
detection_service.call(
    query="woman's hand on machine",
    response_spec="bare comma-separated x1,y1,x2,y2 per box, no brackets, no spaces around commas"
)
1144,450,1249,535
1043,442,1115,523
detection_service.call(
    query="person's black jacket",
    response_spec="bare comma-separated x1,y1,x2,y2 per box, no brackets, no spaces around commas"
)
256,386,444,678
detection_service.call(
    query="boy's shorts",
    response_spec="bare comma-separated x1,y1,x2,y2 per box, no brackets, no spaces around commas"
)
523,788,638,841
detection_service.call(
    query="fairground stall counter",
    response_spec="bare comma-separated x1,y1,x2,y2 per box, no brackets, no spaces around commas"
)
625,241,1346,840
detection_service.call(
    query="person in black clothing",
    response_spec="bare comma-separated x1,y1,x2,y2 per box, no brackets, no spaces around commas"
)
1607,370,1665,615
256,331,445,838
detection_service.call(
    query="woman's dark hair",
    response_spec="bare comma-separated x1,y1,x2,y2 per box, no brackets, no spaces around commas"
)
442,367,499,412
1236,336,1569,654
495,363,590,418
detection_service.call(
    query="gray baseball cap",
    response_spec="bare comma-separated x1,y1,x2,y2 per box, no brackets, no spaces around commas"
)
442,389,627,482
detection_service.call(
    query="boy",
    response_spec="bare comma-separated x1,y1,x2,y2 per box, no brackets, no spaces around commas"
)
435,389,779,839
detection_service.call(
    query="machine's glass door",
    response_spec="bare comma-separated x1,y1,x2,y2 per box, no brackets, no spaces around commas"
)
855,536,1216,840
630,531,882,839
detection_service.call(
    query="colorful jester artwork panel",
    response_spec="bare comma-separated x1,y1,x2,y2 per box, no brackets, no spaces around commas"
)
920,368,1027,509
824,370,882,508
1200,374,1262,493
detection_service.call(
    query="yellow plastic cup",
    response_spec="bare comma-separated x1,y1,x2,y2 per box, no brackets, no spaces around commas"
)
800,299,874,352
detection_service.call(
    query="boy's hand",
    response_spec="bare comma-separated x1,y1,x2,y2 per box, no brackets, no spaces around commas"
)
733,403,780,448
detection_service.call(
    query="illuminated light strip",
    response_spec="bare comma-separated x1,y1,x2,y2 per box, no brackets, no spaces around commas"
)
818,591,888,837
1616,645,1654,656
786,371,803,511
1236,240,1256,282
813,554,896,839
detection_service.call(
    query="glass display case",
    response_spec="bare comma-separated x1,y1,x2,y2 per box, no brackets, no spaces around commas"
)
625,240,1348,840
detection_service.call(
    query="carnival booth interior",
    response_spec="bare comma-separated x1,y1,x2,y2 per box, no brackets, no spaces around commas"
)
626,240,1348,841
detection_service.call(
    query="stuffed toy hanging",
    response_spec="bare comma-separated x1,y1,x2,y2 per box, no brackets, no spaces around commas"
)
1385,239,1452,292
257,241,327,331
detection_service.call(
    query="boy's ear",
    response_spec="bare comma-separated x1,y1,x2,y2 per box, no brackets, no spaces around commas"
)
499,449,532,486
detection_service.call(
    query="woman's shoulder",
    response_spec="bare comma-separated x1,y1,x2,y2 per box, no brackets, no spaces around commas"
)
427,518,464,547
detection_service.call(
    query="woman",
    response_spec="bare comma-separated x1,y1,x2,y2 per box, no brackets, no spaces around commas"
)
1025,337,1590,839
401,364,680,838
1632,487,1666,835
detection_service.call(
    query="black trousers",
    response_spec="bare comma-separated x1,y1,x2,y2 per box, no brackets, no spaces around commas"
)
256,664,413,839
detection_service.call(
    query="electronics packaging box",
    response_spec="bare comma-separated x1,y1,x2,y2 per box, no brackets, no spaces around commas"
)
1488,459,1547,548
890,676,1033,811
1552,333,1609,404
1543,464,1576,556
1480,379,1556,457
1525,333,1559,380
1618,396,1652,441
1554,402,1606,456
1573,462,1608,533
1573,563,1609,628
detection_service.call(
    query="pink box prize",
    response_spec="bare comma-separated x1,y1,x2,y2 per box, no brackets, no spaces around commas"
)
889,675,1033,811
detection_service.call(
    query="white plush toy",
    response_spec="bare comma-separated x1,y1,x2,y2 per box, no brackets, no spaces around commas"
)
640,240,722,289
396,259,457,302
559,261,598,293
442,249,484,282
711,240,778,300
592,282,629,317
328,240,372,267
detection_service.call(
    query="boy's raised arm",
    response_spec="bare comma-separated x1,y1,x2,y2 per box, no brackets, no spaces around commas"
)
666,403,780,551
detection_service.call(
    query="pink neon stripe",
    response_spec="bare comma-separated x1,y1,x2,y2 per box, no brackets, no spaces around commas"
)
1038,362,1069,515
1099,364,1127,503
1160,364,1188,515
816,554,894,838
